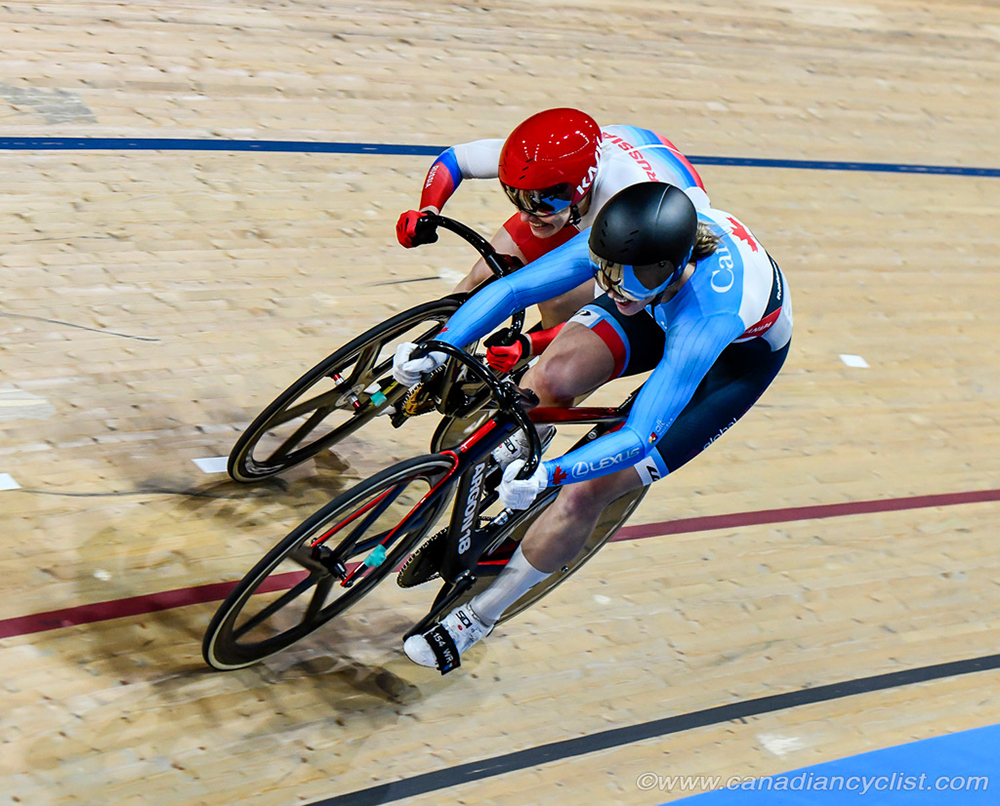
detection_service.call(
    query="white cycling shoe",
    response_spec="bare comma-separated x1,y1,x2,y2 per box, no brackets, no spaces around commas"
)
403,605,494,674
491,424,556,471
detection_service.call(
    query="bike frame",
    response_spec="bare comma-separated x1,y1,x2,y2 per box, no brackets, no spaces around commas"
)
406,411,629,638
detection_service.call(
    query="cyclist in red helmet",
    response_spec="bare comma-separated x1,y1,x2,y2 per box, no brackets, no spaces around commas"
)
396,108,710,369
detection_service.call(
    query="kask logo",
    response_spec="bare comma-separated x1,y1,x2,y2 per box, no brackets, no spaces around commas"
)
577,151,601,196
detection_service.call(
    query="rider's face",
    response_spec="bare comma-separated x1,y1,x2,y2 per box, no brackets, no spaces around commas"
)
519,207,572,238
606,287,654,315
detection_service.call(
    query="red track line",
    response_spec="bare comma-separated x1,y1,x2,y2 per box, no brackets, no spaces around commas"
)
2,487,998,640
612,487,1000,542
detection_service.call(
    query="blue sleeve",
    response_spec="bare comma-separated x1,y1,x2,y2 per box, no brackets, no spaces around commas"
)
543,312,745,486
434,148,463,188
436,230,595,348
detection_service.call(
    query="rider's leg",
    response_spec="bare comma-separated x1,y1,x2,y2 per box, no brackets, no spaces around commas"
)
405,341,791,670
521,466,645,572
519,322,616,406
403,466,647,670
524,293,666,406
494,295,665,469
469,466,645,624
490,321,616,470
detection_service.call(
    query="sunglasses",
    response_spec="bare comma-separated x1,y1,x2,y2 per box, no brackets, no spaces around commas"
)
590,249,675,303
503,183,574,217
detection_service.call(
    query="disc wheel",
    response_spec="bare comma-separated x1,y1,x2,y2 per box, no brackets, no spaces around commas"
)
228,297,461,482
430,406,495,453
203,454,455,670
451,486,647,624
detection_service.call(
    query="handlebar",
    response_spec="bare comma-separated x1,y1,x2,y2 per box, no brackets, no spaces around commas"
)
414,340,542,479
418,211,525,355
423,212,522,279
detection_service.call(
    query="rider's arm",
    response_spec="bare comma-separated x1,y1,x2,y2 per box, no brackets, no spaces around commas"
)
452,219,525,294
418,139,505,212
436,231,595,347
538,312,745,486
453,207,580,296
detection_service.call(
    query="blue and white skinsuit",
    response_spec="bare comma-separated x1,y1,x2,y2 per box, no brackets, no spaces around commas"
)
432,207,794,489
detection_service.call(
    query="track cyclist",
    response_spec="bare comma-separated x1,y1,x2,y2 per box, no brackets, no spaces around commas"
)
393,182,793,673
396,107,710,369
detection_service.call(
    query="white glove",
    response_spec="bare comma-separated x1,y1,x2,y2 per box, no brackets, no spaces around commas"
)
499,459,549,510
392,342,446,387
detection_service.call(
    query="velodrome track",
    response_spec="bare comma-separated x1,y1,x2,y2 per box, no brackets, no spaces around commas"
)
1,1,999,803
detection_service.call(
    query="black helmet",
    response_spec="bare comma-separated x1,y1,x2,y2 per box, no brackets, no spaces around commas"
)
588,182,698,301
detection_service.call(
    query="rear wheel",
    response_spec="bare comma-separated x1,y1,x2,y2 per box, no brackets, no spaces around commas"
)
203,454,456,670
442,415,646,624
493,485,646,622
228,297,462,482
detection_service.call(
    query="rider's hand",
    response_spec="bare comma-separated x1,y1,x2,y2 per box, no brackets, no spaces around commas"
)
392,342,446,387
486,334,531,374
396,210,439,248
499,459,548,510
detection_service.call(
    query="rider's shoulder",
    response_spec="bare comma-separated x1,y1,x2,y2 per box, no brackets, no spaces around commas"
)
699,208,759,239
599,124,633,141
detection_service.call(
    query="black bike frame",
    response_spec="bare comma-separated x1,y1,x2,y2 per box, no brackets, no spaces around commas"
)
403,407,633,639
374,339,636,639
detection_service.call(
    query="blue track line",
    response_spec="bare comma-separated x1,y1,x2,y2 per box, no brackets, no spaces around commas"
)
0,137,443,155
0,137,997,177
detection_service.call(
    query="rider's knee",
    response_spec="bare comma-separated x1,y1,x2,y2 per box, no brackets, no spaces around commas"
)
525,353,584,406
554,478,614,517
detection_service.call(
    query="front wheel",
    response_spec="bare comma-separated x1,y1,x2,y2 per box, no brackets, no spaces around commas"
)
228,297,462,482
203,454,456,670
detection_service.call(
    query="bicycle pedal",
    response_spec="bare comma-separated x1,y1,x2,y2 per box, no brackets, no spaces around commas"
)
396,529,448,588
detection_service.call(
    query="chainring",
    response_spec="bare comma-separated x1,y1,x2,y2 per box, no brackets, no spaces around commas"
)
396,528,448,588
400,365,448,417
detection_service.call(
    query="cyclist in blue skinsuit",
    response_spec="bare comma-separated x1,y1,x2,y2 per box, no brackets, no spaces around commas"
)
393,182,793,673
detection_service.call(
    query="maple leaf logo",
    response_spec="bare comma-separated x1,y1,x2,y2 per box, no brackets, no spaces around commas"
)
552,465,568,485
727,217,758,252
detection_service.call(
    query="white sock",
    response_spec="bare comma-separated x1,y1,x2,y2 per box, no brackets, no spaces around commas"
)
470,544,550,626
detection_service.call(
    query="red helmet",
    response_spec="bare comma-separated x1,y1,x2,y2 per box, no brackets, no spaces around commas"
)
499,108,602,218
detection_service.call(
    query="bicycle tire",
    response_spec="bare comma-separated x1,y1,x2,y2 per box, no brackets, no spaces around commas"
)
228,297,462,482
203,454,456,670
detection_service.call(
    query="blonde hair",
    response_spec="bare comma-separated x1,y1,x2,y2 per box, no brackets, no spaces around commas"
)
692,222,721,261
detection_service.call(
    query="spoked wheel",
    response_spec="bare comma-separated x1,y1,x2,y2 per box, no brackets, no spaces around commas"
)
203,454,456,670
228,297,462,482
448,485,647,625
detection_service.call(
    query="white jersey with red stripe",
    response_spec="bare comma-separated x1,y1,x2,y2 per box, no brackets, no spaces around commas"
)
419,125,710,215
586,125,710,217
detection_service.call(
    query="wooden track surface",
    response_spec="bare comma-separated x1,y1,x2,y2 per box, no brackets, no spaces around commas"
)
2,1,999,803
